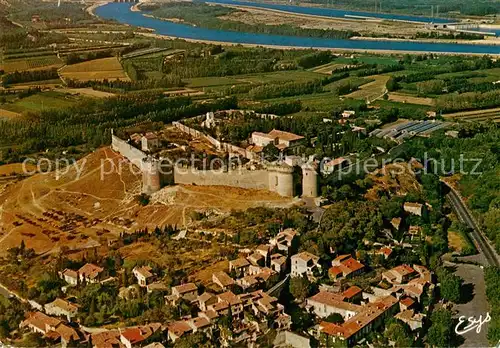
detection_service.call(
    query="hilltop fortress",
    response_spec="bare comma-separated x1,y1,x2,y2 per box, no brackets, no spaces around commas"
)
110,112,319,198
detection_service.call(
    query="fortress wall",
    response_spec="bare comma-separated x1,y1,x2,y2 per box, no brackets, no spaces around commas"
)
173,167,270,191
111,134,147,167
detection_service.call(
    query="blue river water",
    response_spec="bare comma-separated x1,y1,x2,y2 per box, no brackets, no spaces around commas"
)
95,3,500,55
202,0,452,24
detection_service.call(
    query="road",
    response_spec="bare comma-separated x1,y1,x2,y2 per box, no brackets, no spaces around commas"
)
444,182,500,267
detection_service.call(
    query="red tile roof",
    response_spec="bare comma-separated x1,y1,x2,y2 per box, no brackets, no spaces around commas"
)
342,286,362,299
173,283,197,294
78,263,104,280
400,296,416,308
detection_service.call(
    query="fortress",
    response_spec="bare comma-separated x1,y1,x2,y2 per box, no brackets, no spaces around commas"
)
111,130,319,199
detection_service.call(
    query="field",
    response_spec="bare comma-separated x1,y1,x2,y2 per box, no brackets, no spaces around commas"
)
185,70,324,89
259,91,366,111
388,92,435,106
0,147,295,256
346,75,390,101
1,91,80,114
56,87,116,99
448,231,467,254
1,56,63,73
311,62,349,74
59,57,130,82
443,107,500,123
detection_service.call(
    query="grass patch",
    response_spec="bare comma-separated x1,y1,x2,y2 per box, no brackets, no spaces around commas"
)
263,92,365,112
2,91,81,114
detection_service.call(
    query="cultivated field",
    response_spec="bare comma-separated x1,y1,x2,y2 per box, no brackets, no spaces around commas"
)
443,107,500,123
311,62,349,75
347,75,390,101
56,87,116,99
1,56,64,73
388,92,435,106
0,148,294,256
59,57,130,82
185,70,323,89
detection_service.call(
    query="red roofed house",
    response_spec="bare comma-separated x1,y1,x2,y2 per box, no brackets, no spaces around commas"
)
306,292,362,320
341,286,363,303
78,263,105,284
197,292,217,311
120,324,161,348
20,312,61,336
251,129,305,154
132,265,154,287
168,320,193,342
212,271,235,290
382,265,417,284
399,296,416,311
229,258,250,277
59,269,79,286
329,255,365,280
270,228,298,254
291,252,321,278
20,312,80,348
141,132,159,152
171,283,198,302
377,246,393,260
319,295,399,346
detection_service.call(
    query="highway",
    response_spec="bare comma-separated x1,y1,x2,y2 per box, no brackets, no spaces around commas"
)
444,182,500,267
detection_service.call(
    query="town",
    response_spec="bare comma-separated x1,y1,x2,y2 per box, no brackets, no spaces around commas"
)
1,0,500,347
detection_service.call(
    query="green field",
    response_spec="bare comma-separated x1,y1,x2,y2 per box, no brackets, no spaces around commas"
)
260,91,366,112
2,91,81,114
1,55,63,73
185,70,325,89
335,55,400,66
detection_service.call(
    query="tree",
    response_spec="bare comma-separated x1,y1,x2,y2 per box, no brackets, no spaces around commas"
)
263,143,280,161
289,276,311,302
427,309,454,347
440,273,462,303
325,313,344,324
384,320,414,347
437,267,462,303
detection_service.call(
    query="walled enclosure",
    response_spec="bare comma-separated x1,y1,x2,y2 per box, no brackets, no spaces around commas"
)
111,129,319,198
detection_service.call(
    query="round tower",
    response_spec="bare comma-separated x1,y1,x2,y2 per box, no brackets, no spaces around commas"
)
142,157,161,195
301,163,319,198
268,163,294,197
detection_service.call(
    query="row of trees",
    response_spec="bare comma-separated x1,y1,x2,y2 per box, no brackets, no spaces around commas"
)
1,68,59,86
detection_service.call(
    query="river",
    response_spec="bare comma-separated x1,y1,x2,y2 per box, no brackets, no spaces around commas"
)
95,3,500,55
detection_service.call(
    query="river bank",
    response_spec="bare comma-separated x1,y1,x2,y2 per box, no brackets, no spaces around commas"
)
86,1,111,17
135,31,500,56
94,3,500,55
351,36,500,46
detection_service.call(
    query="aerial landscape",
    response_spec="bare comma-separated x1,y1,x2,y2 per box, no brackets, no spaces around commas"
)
0,0,499,347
